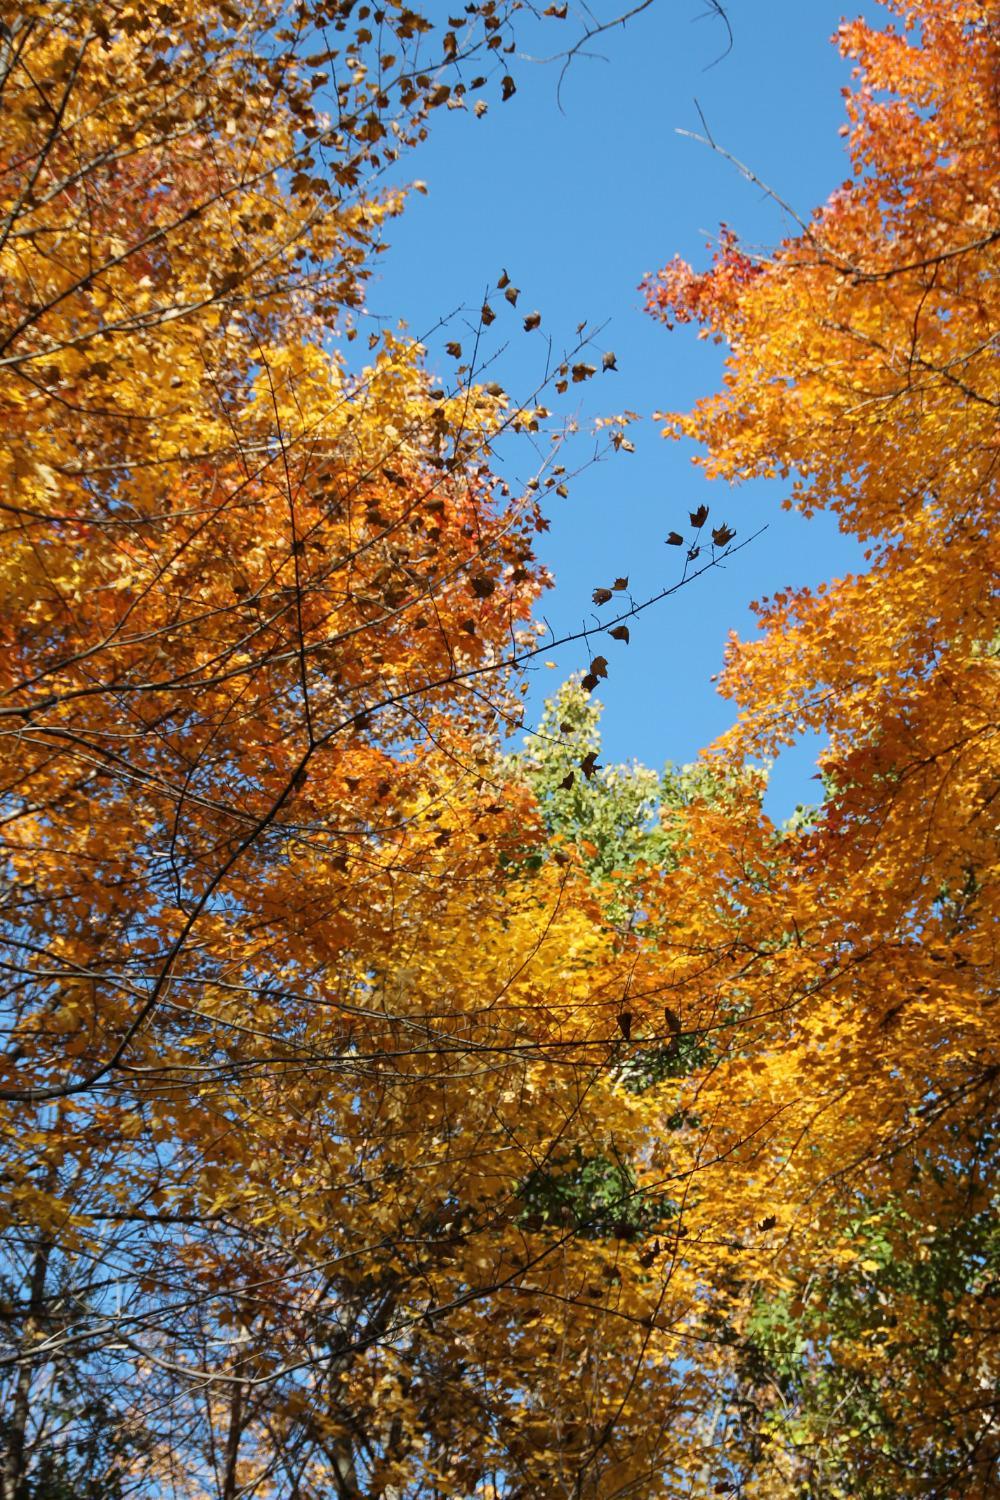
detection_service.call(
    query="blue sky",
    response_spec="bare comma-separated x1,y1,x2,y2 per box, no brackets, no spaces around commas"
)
363,0,883,817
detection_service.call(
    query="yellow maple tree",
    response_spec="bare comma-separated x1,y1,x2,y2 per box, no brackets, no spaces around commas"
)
0,2,734,1495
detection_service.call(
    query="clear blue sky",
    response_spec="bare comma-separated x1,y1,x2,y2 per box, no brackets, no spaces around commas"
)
363,0,883,817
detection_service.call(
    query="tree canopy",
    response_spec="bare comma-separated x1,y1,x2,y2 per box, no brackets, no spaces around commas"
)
1,0,997,1496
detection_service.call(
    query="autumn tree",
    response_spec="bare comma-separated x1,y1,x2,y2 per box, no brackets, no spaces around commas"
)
0,1,742,1496
640,0,999,1491
0,0,578,1491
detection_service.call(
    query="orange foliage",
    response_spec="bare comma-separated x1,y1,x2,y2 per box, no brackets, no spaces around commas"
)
2,0,997,1494
643,1,999,1489
0,3,733,1495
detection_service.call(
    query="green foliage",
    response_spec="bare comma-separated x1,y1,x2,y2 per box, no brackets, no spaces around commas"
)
512,678,725,890
617,1034,713,1095
516,1147,673,1242
737,1176,1000,1497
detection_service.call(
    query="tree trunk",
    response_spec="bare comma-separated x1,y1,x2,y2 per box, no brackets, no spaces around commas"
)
221,1321,252,1500
1,1239,52,1500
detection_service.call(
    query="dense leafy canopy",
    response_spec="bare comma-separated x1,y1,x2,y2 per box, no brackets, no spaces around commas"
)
1,0,996,1496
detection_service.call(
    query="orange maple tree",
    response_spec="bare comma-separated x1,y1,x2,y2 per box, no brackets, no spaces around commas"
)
641,0,999,1490
0,0,579,1491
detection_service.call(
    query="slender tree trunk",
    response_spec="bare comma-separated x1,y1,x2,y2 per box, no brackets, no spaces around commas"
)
1,1239,52,1500
693,1384,727,1496
221,1322,252,1500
